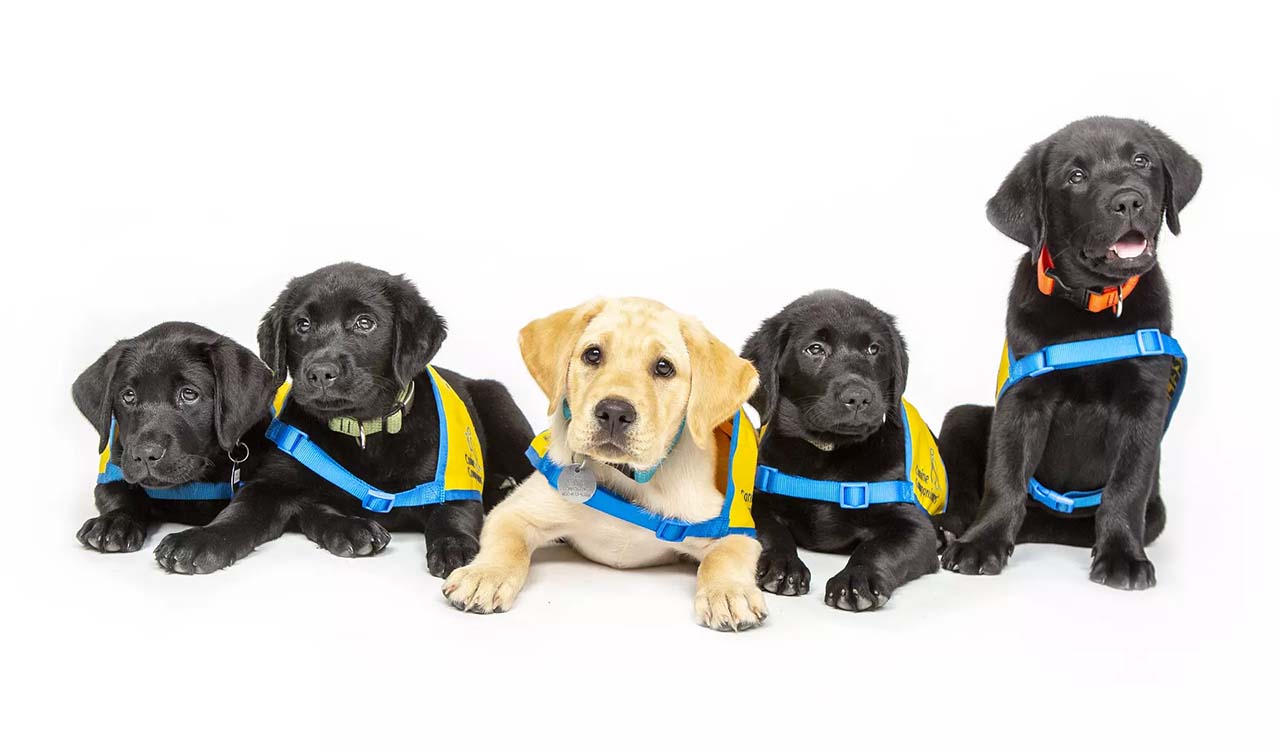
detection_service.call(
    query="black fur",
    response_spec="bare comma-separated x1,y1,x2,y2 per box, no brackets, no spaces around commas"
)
938,117,1200,589
153,262,533,576
72,322,275,552
743,290,938,612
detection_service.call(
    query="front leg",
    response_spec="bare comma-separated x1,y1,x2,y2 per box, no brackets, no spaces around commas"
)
1090,416,1164,590
752,499,810,596
422,500,483,578
154,482,297,574
694,534,768,631
941,395,1051,576
826,508,938,612
297,503,391,559
443,479,566,613
78,482,151,553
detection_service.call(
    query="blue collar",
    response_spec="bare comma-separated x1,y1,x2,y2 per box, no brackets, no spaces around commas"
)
997,328,1187,514
560,401,684,483
265,367,483,513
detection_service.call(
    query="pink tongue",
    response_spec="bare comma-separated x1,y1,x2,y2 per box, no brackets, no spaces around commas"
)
1111,238,1147,258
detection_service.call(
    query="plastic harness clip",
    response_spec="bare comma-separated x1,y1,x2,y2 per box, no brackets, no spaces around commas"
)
1135,328,1165,356
362,489,396,513
838,482,871,509
653,519,691,542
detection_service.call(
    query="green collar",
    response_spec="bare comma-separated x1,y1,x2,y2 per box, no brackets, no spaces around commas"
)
327,380,415,448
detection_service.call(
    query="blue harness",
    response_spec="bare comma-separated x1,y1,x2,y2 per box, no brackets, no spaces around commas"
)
525,409,758,542
997,328,1187,514
265,368,484,513
753,399,948,515
96,420,239,501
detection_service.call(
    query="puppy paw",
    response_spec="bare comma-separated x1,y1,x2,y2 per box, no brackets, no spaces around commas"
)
756,550,810,596
695,580,768,632
312,517,391,558
155,528,240,574
425,534,479,578
940,536,1013,575
77,513,146,553
824,566,892,612
1090,550,1156,590
442,563,524,614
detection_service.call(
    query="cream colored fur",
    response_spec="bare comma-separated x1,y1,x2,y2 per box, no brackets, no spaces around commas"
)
442,298,765,631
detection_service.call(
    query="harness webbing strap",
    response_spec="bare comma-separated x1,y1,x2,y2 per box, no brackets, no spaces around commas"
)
265,367,483,513
754,465,914,509
98,460,235,501
526,446,746,542
996,328,1188,515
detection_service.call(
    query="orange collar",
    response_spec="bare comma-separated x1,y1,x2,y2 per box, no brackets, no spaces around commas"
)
1036,246,1140,315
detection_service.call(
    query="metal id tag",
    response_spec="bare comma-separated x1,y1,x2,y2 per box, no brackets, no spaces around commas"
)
557,464,597,503
230,464,242,489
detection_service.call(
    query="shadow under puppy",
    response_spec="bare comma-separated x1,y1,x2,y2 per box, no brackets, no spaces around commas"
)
154,262,533,576
443,297,765,631
73,322,276,553
938,117,1200,589
744,291,947,611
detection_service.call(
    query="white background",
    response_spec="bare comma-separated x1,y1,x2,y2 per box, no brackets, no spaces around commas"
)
2,2,1276,746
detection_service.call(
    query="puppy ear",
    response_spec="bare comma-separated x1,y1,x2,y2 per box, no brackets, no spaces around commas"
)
257,284,290,388
882,314,910,426
208,338,276,453
741,315,788,424
986,141,1048,254
1143,123,1202,236
385,274,448,387
519,299,606,416
681,317,759,449
73,342,126,454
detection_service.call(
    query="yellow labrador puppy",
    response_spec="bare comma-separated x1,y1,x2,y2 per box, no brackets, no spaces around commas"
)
443,297,766,631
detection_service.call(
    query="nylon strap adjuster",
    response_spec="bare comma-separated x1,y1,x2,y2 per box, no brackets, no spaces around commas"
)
654,519,691,542
362,489,397,513
1135,328,1165,355
838,482,871,509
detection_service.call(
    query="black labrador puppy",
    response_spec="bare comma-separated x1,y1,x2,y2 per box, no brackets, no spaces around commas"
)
938,117,1200,589
744,291,942,611
154,262,534,576
73,322,276,553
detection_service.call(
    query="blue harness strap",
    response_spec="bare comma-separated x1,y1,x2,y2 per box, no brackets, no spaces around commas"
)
753,401,942,514
754,465,915,510
265,370,483,513
98,460,236,501
525,446,753,542
997,328,1188,514
96,420,236,501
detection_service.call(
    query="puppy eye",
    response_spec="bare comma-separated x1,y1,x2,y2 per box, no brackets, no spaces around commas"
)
179,386,200,403
1133,153,1151,168
1068,169,1088,185
295,318,311,334
354,314,377,332
866,343,881,356
582,346,603,366
805,343,826,356
654,358,676,378
120,388,136,406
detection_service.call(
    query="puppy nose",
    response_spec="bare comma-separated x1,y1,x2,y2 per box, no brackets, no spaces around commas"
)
594,398,636,434
305,362,341,388
130,442,166,464
838,384,874,413
1109,189,1145,216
